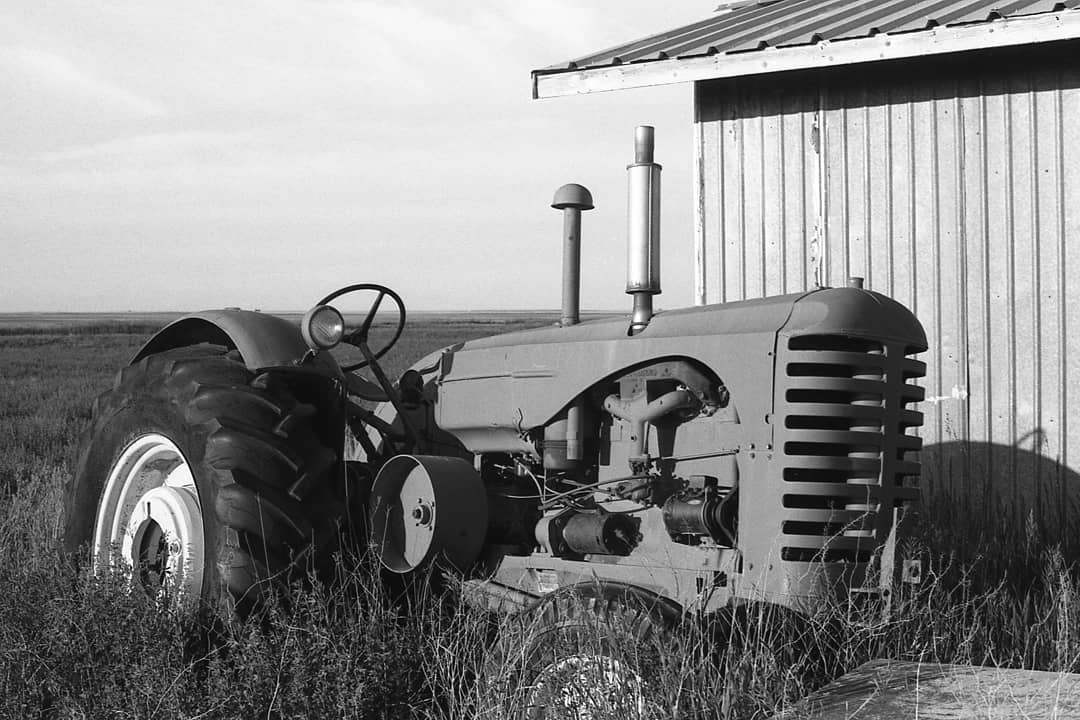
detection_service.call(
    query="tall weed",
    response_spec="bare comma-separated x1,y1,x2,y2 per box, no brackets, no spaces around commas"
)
2,322,1080,718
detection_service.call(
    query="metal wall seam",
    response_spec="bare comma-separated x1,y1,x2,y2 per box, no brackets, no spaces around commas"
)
777,97,788,295
737,88,748,300
1029,81,1043,501
693,87,707,306
796,103,810,293
951,89,971,478
977,89,993,509
1005,86,1018,512
862,99,872,287
1054,74,1068,513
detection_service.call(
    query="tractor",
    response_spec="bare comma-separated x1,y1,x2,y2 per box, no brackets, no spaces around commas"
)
63,126,926,713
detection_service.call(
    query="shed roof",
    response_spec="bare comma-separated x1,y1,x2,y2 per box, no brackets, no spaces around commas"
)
533,0,1080,98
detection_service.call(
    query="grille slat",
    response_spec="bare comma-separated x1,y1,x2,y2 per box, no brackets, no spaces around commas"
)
783,429,886,448
785,403,885,419
783,457,882,473
784,377,888,396
782,481,888,497
782,507,872,523
779,534,874,551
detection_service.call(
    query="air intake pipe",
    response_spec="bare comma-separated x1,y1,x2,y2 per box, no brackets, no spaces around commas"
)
552,183,594,327
626,126,662,335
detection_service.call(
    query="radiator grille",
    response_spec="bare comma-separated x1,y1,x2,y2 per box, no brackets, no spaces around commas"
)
777,334,925,563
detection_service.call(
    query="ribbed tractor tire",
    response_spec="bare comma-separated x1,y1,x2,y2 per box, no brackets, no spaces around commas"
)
486,584,681,720
63,343,344,614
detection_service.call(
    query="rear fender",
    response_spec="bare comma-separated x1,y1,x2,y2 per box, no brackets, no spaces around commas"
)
133,310,348,475
132,309,342,377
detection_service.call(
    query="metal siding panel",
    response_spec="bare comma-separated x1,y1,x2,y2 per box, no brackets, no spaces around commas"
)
694,87,705,306
1010,76,1040,525
911,89,945,484
866,87,895,297
959,82,991,510
1057,70,1080,532
742,87,768,299
696,85,724,306
725,86,751,302
761,87,786,297
709,91,727,305
697,76,822,303
980,76,1017,519
844,86,869,285
1062,69,1080,533
931,82,969,516
932,85,965,449
888,92,917,312
785,91,814,293
722,84,745,302
811,91,826,289
822,86,846,288
1033,71,1067,532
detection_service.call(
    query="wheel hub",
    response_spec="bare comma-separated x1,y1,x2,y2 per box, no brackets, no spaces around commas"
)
92,433,205,601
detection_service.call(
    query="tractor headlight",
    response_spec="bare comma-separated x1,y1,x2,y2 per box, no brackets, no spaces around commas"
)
301,305,345,351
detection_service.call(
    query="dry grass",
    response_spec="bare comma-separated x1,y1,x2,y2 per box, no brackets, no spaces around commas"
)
1,317,1079,719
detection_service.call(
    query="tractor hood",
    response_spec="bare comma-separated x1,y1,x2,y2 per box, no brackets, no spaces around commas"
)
781,287,927,351
430,287,924,455
457,291,806,351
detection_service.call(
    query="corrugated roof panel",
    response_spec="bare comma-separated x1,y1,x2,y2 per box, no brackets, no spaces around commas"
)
544,0,1080,72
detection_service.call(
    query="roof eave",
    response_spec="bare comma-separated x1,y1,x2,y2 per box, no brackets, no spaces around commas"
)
532,10,1080,99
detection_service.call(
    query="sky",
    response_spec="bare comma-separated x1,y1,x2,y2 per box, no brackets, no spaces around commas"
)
1,1,718,313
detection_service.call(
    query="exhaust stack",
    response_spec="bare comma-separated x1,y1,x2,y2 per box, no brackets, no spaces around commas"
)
551,183,594,327
626,126,661,335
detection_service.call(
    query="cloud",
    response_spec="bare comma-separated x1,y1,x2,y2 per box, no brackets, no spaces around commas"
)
1,0,713,311
0,45,166,118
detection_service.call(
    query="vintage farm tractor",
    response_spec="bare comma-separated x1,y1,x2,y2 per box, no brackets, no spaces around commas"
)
63,127,926,711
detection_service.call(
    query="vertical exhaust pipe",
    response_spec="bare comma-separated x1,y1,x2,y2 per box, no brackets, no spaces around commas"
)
626,126,661,335
552,183,594,327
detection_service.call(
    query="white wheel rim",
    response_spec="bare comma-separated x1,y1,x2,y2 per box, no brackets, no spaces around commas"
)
92,433,205,602
528,654,647,720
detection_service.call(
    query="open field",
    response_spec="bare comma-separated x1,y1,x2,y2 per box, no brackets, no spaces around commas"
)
2,316,1080,718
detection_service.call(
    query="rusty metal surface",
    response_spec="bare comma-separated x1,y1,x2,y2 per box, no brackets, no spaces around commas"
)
694,45,1080,535
773,659,1080,719
541,0,1080,74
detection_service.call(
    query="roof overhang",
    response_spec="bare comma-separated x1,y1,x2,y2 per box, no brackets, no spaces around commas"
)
533,9,1080,99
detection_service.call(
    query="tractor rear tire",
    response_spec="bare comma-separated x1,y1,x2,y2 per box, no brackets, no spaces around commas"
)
63,344,343,614
488,583,680,720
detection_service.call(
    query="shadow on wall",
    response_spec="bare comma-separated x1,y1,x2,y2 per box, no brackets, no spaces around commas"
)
917,440,1080,563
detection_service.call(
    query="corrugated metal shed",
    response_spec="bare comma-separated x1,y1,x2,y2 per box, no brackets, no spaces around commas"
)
692,50,1080,544
533,1,1080,98
548,0,1080,70
533,3,1080,545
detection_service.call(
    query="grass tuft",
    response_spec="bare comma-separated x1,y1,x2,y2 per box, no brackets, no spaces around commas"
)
2,320,1080,718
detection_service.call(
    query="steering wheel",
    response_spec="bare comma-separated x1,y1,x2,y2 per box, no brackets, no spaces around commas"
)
316,283,406,372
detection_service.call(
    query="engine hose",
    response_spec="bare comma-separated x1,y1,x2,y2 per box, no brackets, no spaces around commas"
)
537,474,651,510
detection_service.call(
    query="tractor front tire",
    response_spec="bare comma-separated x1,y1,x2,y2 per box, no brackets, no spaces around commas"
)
489,584,680,720
63,344,343,613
